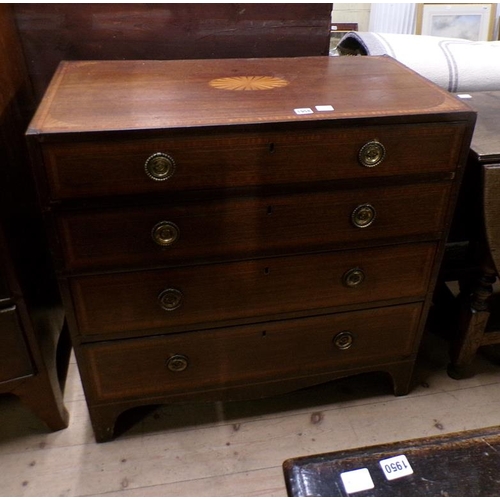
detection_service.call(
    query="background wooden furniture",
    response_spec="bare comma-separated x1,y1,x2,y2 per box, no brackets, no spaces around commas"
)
0,4,69,431
283,425,500,496
12,3,332,101
0,222,69,432
27,56,475,442
445,91,500,378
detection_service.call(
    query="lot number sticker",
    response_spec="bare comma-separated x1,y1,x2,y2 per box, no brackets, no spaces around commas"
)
379,454,413,480
294,108,314,115
340,468,375,494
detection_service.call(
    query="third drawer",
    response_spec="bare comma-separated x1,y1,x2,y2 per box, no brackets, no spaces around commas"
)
69,242,437,337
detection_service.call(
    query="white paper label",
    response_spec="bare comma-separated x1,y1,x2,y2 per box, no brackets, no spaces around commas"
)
294,108,314,115
379,454,413,480
457,93,472,99
315,105,335,112
340,468,375,494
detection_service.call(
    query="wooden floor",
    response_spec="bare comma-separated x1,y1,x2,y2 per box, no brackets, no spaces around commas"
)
1,326,500,496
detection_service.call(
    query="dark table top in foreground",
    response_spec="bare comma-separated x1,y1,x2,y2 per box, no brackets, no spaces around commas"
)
283,425,500,496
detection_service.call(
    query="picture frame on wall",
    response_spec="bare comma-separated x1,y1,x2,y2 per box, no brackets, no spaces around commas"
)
416,3,497,41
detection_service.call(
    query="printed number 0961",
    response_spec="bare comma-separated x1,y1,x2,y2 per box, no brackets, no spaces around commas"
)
379,455,413,480
385,461,408,473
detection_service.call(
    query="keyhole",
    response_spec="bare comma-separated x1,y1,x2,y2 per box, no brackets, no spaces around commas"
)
264,267,270,275
269,143,275,153
262,330,267,337
267,206,273,215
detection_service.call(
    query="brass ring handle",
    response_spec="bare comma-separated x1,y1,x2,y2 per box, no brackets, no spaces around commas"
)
343,268,365,288
333,331,354,350
358,140,386,167
152,221,179,247
166,354,189,372
145,152,176,181
351,204,376,228
158,288,183,311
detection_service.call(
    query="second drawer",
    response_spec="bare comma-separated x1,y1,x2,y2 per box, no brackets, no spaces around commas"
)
57,182,450,272
70,242,436,337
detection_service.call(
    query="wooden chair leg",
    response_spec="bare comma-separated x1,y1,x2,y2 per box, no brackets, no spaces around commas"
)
448,270,496,379
448,307,490,379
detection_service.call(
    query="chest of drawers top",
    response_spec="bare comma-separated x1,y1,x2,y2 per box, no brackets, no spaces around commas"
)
29,56,471,136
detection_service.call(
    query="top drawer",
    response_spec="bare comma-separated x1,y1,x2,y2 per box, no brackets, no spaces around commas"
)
41,123,466,200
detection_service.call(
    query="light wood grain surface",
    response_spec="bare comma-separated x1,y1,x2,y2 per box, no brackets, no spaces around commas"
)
1,328,500,497
27,57,471,135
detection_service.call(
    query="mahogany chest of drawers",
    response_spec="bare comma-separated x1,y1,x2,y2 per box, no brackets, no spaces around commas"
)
27,56,475,442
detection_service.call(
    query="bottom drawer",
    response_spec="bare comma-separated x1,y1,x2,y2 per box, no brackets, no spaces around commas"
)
82,302,422,403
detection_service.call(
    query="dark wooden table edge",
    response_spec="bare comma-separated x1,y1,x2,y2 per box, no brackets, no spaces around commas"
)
283,425,500,496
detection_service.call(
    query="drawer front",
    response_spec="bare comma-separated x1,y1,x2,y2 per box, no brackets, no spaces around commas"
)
58,182,450,272
0,305,34,383
43,123,465,200
70,242,436,336
81,302,422,403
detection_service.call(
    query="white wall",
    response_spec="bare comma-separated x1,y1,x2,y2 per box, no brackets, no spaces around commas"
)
369,3,416,34
331,3,371,32
332,3,500,39
370,2,500,38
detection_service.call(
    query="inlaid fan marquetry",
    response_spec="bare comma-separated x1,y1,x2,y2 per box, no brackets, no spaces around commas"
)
209,76,289,91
